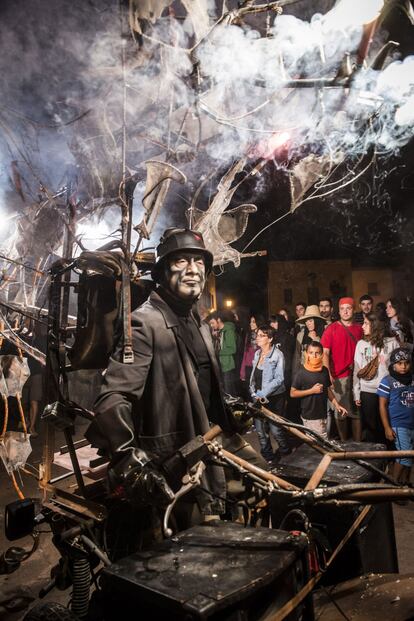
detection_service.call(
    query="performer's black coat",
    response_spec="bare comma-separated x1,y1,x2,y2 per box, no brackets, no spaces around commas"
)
86,290,234,513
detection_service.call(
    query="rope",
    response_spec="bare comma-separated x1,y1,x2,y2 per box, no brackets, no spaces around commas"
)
16,393,28,438
10,471,25,500
0,392,26,499
0,394,8,439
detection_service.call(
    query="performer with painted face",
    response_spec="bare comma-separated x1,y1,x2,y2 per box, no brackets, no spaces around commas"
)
86,228,261,538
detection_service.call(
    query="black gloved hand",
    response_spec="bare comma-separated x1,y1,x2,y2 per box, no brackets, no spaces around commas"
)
124,465,175,508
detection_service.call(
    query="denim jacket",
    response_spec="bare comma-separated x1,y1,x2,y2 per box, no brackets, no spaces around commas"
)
249,345,285,400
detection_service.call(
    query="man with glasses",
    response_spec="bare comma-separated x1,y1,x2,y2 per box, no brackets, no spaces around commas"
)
249,324,291,462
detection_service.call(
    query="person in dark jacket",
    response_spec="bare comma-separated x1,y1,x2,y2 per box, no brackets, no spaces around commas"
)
86,228,263,532
240,315,262,383
270,314,295,390
270,313,298,430
216,310,239,396
293,305,326,374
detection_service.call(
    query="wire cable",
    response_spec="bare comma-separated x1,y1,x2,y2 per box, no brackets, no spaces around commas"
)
241,210,291,252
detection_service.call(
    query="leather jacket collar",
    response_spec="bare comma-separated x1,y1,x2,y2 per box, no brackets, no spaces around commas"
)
149,290,181,328
149,290,219,373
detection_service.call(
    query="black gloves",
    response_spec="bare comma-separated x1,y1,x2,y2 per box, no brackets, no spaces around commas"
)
109,458,175,508
123,464,175,508
86,402,175,508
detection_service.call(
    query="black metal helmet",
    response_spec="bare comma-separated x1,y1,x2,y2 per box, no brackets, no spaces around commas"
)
151,228,213,282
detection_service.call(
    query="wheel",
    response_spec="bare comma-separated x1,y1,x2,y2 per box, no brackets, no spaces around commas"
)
23,602,78,621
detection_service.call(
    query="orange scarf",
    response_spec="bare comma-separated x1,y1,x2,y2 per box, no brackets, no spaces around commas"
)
304,355,323,373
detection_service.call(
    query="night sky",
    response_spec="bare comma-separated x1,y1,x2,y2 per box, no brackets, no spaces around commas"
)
0,0,413,314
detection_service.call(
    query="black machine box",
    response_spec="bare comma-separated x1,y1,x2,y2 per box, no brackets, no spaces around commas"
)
270,442,398,585
101,521,313,620
273,441,386,486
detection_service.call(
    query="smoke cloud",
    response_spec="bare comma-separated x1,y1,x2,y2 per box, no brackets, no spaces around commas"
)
0,0,413,273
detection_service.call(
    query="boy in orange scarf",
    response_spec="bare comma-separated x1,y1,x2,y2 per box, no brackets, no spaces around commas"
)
291,341,347,438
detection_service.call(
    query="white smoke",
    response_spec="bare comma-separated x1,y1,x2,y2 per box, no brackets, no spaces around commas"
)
192,2,414,159
0,0,413,265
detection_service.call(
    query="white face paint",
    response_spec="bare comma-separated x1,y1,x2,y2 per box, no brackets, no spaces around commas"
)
167,252,206,301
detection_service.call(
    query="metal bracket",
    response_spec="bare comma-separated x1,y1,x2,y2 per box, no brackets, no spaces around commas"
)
163,461,205,538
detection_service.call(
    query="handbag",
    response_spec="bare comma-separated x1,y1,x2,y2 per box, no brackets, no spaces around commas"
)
357,354,379,381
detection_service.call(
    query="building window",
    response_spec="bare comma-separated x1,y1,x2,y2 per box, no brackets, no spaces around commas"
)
367,282,379,295
284,288,293,304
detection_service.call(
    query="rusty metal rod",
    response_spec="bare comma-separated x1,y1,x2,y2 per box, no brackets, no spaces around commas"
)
203,424,222,442
305,449,414,490
202,424,299,490
259,404,326,454
256,404,398,485
327,450,414,460
305,454,332,490
339,488,414,502
217,446,299,491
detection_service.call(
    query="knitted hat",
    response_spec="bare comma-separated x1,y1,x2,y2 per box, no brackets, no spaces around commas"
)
389,347,411,366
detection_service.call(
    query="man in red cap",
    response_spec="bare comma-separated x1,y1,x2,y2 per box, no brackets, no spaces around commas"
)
321,297,363,441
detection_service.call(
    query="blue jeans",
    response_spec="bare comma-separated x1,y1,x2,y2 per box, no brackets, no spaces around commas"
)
393,427,414,467
254,393,290,458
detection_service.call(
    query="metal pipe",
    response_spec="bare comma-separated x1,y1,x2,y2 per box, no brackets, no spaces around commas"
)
63,428,86,497
79,535,111,567
340,488,414,502
259,404,326,454
357,18,379,66
327,450,414,460
214,445,299,491
204,424,222,442
256,404,398,485
305,454,332,490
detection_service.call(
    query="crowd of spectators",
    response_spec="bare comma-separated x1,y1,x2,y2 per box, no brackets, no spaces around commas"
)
206,295,414,477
